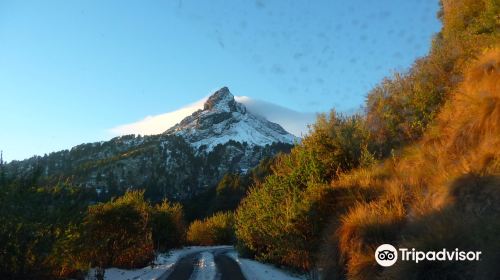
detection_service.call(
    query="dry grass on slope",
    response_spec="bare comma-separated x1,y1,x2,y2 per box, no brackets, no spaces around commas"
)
319,48,500,280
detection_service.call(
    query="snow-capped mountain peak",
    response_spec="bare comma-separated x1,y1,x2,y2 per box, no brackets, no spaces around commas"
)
165,87,297,151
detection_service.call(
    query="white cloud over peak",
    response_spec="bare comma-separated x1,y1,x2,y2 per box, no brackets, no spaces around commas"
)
109,96,317,137
109,98,207,136
234,96,316,137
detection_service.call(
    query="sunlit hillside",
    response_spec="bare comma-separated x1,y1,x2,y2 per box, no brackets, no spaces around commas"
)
235,1,499,279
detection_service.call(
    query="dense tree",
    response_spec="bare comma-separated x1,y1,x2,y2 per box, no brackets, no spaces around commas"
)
151,199,186,251
211,174,247,213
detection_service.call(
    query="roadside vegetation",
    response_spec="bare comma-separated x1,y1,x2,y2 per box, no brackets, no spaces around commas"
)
235,0,500,278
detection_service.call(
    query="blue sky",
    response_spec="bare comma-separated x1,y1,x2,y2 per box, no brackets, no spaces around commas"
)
0,0,441,162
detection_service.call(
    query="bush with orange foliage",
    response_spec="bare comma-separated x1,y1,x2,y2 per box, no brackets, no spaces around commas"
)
78,191,155,271
187,211,235,246
75,190,186,278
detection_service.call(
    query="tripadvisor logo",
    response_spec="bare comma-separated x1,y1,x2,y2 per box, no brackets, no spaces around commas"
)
375,244,482,267
375,244,398,267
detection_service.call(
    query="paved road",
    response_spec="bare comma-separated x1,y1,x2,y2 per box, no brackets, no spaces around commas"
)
163,248,246,280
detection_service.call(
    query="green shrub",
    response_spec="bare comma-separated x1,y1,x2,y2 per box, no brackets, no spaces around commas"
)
303,112,373,179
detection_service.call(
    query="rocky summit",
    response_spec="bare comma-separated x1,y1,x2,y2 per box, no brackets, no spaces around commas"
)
166,87,297,151
4,87,295,202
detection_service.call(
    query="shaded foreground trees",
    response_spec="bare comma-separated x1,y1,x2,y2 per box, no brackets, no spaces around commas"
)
0,178,95,279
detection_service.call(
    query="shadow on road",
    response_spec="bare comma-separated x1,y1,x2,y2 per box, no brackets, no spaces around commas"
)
165,252,200,280
214,250,246,280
